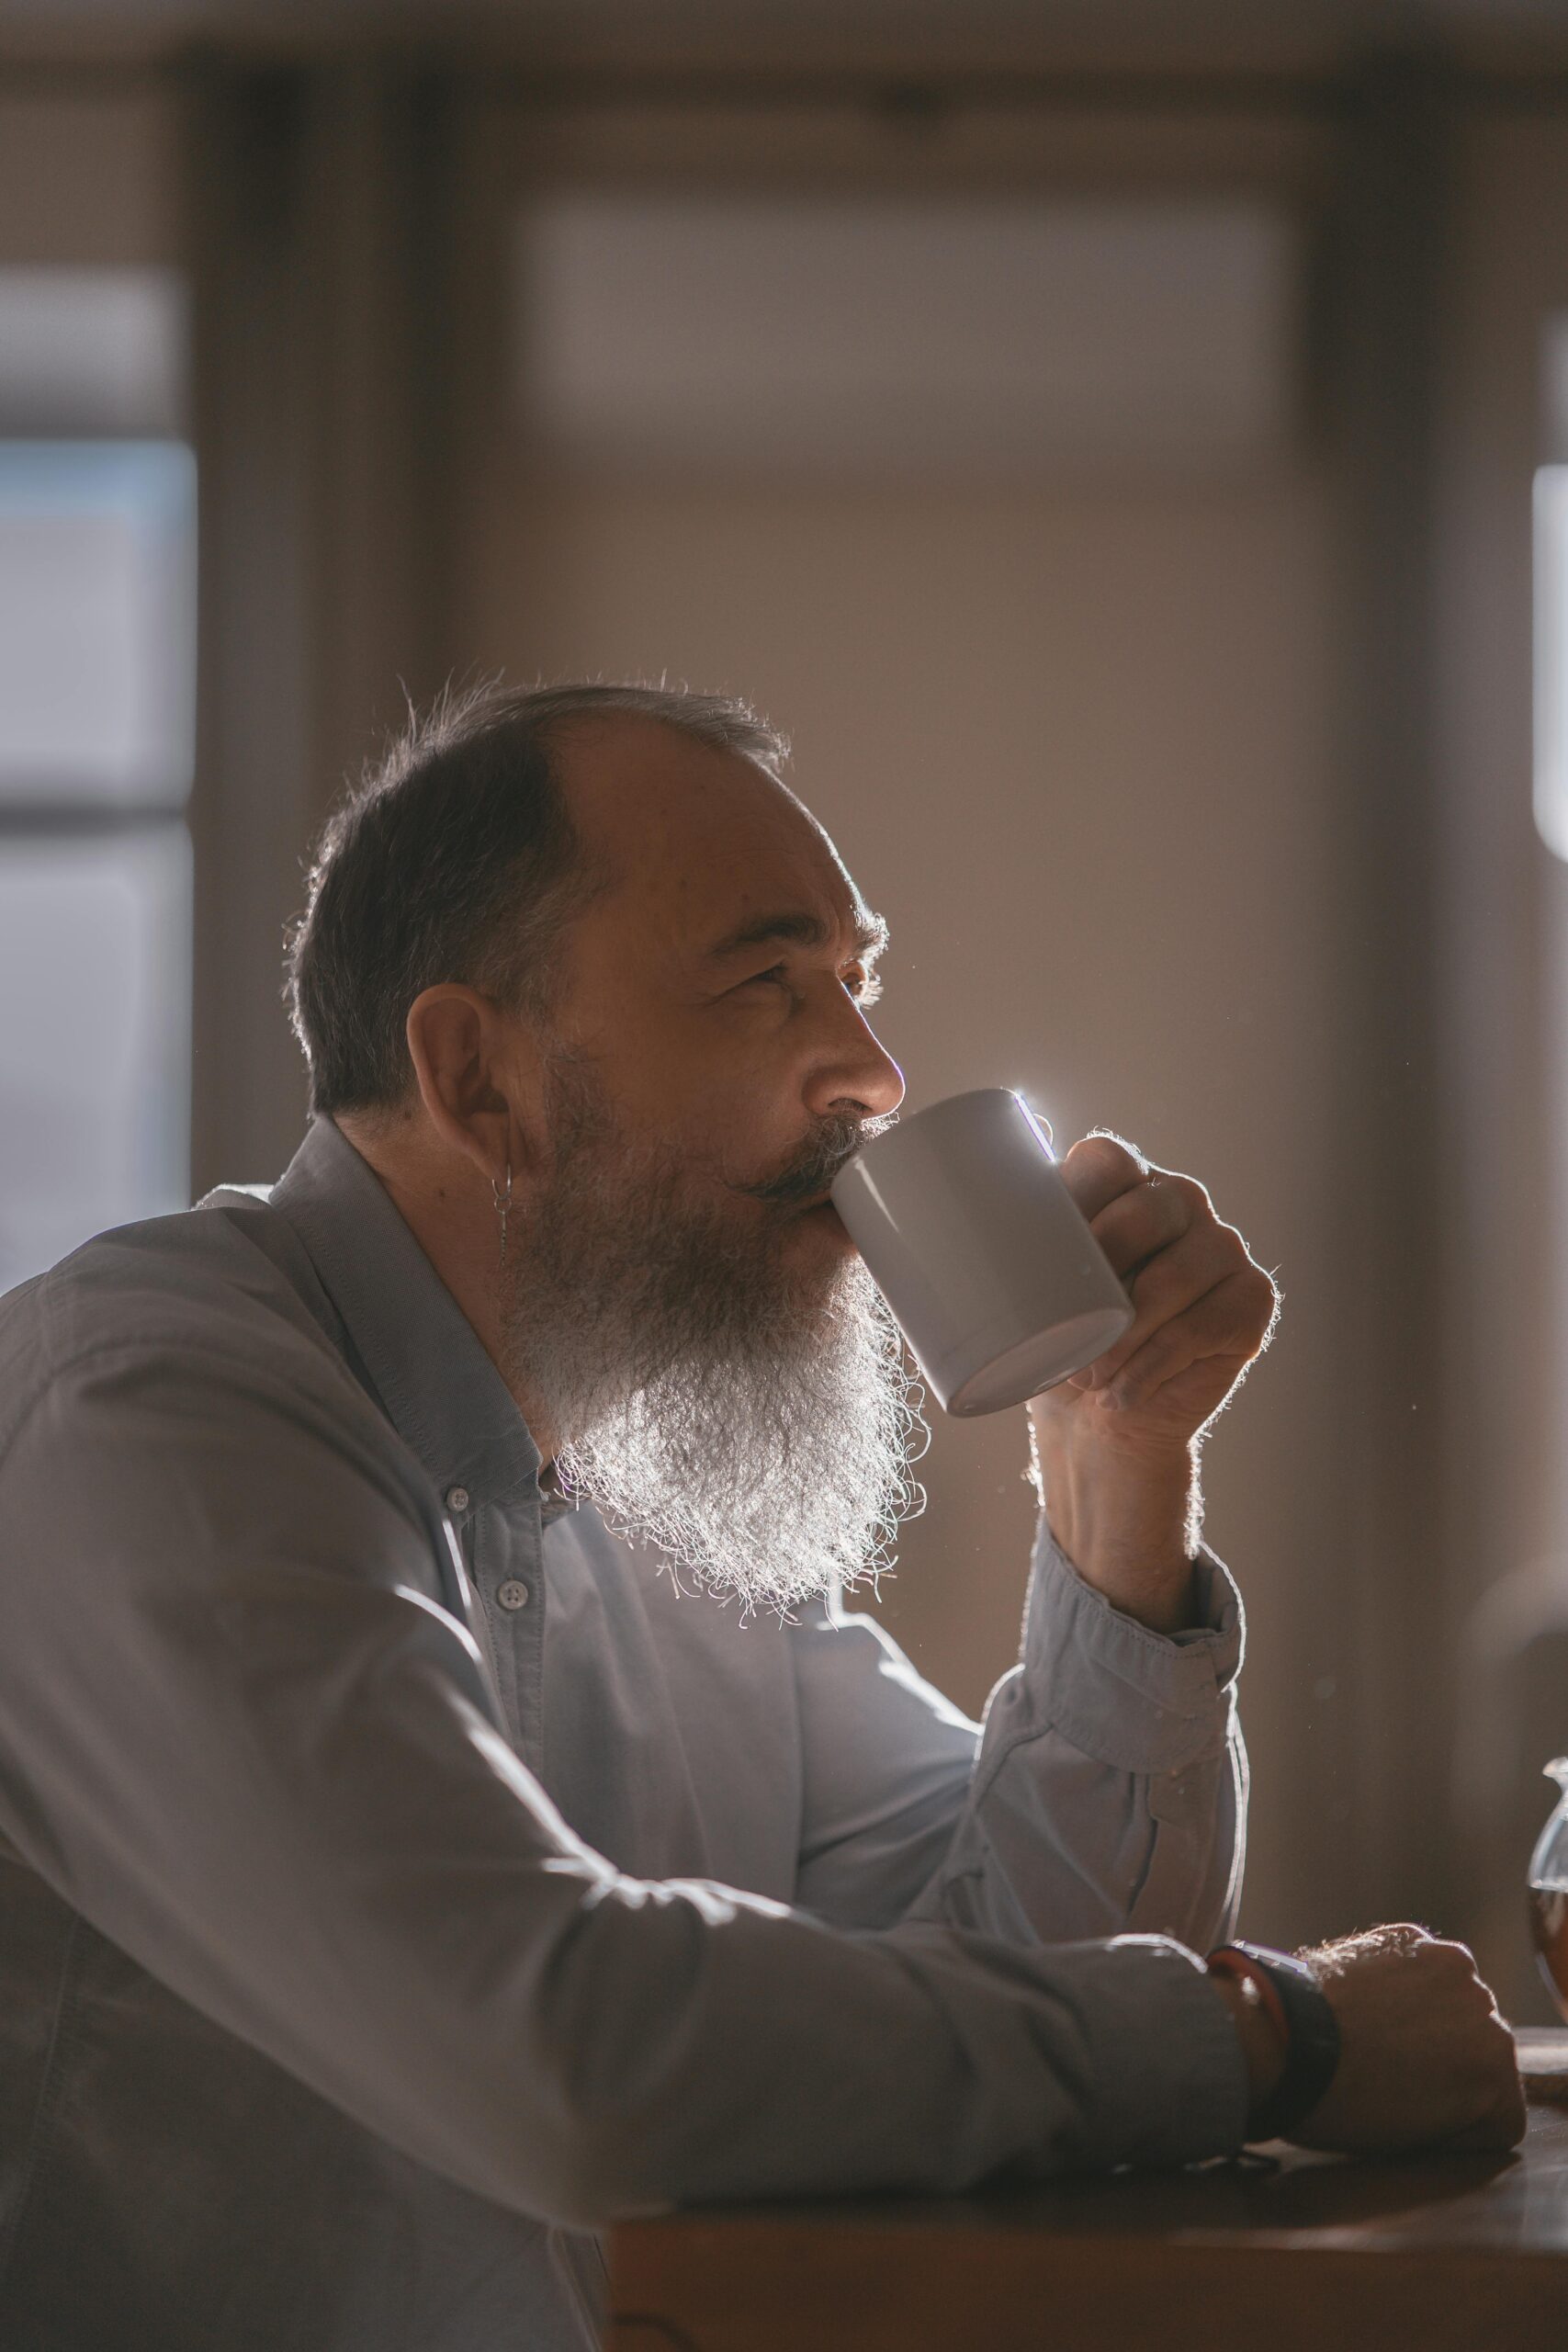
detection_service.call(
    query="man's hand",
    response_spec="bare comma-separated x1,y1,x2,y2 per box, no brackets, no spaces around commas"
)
1028,1133,1278,1631
1212,1925,1526,2154
1288,1925,1526,2153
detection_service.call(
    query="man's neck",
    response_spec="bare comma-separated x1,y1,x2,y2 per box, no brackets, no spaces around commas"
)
332,1114,561,1461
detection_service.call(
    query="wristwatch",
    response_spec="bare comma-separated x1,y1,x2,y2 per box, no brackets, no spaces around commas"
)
1208,1939,1342,2143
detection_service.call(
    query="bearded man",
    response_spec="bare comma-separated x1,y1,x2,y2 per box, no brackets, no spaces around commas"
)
0,683,1522,2352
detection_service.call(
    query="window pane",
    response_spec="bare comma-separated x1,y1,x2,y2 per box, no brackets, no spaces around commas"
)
516,195,1296,481
0,826,191,1295
0,441,196,806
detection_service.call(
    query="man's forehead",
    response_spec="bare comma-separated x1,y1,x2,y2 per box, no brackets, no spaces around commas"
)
557,714,879,956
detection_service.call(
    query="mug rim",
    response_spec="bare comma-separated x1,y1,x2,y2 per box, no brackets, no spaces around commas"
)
831,1087,1052,1191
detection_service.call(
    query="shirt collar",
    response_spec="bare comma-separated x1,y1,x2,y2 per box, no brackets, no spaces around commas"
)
263,1115,541,1511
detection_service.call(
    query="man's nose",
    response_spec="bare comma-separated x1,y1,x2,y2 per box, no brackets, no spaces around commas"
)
807,999,905,1123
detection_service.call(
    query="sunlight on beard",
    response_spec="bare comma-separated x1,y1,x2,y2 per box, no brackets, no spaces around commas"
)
558,1258,926,1615
499,1070,928,1615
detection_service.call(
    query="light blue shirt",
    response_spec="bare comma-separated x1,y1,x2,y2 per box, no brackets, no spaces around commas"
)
0,1115,1248,2350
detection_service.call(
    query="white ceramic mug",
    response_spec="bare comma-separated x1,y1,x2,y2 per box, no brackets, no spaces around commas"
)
829,1087,1134,1417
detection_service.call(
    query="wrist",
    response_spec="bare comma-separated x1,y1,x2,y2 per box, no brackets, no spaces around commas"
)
1207,1964,1289,2123
1209,1942,1343,2143
1030,1411,1200,1633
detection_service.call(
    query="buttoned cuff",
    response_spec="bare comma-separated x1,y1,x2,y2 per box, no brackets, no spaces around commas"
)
1020,1525,1244,1777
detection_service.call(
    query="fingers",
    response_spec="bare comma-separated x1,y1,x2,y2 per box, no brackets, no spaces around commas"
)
1453,1956,1529,2149
1094,1266,1275,1411
1055,1140,1279,1413
1315,1930,1529,2154
1077,1218,1254,1392
1087,1165,1207,1275
1056,1133,1151,1226
1438,2003,1528,2152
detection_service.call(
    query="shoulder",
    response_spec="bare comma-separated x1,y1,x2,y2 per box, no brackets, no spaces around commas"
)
0,1196,368,1466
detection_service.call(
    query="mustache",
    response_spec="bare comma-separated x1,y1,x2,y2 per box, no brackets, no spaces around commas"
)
738,1112,899,1210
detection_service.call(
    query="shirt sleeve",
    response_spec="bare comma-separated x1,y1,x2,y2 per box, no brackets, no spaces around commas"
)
790,1520,1246,1952
0,1332,1248,2227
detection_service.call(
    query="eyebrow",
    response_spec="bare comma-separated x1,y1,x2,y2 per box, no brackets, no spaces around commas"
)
704,907,889,964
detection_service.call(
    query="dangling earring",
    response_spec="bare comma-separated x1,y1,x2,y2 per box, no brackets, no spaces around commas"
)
492,1159,513,1269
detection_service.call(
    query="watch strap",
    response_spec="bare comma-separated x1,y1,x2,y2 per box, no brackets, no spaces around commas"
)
1209,1939,1341,2143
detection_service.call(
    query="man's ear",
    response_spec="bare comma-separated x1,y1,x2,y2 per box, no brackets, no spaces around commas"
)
404,984,554,1189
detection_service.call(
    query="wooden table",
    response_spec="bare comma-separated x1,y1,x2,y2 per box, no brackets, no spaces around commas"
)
608,2064,1568,2351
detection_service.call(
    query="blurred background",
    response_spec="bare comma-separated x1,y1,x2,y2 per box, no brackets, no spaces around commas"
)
6,0,1568,2008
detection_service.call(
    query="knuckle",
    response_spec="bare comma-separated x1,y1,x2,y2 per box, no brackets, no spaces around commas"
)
1213,1229,1257,1288
1242,1265,1279,1316
1170,1171,1214,1217
1076,1132,1145,1183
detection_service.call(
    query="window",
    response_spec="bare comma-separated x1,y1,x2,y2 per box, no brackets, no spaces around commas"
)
0,272,195,1294
515,194,1296,481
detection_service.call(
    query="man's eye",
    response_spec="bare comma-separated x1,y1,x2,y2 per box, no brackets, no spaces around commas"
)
735,964,882,1006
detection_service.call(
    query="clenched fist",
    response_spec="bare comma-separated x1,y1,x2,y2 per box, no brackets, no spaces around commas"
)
1051,1132,1279,1439
1211,1925,1526,2154
1289,1925,1526,2154
1028,1133,1278,1630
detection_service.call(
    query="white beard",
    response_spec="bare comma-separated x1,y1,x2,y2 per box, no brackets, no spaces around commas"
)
499,1068,927,1614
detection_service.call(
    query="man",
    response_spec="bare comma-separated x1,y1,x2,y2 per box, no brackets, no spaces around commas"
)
0,683,1521,2351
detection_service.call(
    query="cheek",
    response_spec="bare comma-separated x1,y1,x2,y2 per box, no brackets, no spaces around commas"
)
590,1010,807,1182
677,1115,801,1213
682,1068,795,1164
610,1017,759,1116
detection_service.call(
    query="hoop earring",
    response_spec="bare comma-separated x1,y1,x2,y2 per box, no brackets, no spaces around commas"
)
492,1159,513,1269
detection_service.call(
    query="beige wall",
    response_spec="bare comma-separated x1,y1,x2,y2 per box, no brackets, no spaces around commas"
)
467,465,1344,1944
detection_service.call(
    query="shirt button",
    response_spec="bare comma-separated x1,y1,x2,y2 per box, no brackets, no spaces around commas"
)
446,1486,470,1515
496,1579,530,1611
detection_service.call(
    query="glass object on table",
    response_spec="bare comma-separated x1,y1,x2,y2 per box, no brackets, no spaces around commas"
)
1529,1758,1568,2019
